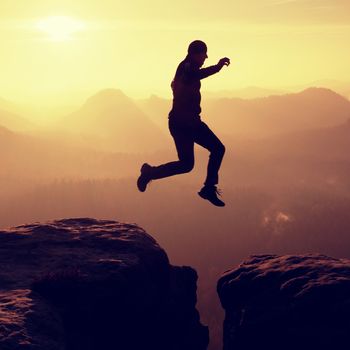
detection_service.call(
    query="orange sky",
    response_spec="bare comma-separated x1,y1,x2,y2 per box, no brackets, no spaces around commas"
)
0,0,349,105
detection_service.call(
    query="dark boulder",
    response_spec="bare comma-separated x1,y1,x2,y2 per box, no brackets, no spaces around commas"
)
0,218,208,350
218,254,350,350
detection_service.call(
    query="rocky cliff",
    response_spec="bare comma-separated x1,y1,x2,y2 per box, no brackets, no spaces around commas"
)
217,254,350,350
0,218,208,350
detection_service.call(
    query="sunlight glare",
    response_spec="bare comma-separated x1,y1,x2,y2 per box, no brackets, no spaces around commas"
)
36,16,86,41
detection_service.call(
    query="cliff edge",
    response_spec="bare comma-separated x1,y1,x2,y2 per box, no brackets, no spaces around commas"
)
218,254,350,350
0,218,208,350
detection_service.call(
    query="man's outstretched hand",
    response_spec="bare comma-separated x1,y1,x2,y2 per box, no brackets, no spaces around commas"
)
217,57,231,69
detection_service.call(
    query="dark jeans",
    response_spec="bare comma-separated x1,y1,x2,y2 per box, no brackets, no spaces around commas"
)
151,118,225,186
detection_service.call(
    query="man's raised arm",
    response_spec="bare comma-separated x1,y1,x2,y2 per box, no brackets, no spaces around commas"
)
187,57,231,80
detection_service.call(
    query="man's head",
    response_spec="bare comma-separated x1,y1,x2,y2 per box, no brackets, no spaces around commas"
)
187,40,208,67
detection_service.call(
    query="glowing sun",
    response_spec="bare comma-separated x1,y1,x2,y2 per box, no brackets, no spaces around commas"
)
36,16,86,41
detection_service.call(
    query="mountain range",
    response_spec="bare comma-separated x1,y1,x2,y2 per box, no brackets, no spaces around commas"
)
58,89,167,153
0,105,34,132
204,88,350,137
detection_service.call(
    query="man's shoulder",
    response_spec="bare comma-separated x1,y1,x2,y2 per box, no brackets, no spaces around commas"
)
176,59,189,71
175,59,198,78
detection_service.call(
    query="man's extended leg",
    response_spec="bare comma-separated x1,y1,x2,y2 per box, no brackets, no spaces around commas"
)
194,122,226,206
151,132,195,180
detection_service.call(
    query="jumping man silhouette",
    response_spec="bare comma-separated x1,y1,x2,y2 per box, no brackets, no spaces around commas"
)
137,40,230,206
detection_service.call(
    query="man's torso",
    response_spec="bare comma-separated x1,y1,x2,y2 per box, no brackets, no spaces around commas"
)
169,59,202,124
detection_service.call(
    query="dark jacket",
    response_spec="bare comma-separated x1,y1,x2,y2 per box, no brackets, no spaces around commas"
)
169,57,221,125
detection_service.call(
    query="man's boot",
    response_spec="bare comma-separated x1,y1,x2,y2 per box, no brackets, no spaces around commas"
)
198,185,225,207
137,163,153,192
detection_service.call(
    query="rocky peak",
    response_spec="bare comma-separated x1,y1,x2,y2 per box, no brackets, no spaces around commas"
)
0,218,208,350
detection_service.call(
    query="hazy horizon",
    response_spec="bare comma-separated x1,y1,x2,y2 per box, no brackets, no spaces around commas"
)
1,80,350,106
1,84,350,128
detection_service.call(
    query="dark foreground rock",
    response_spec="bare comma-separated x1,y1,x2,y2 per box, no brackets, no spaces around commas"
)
218,254,350,350
0,218,208,350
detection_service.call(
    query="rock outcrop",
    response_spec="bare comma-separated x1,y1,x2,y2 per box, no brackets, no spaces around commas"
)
217,254,350,350
0,218,208,350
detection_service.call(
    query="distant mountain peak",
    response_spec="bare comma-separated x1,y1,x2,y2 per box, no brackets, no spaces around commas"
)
0,124,13,135
300,87,342,97
83,89,130,108
149,94,163,101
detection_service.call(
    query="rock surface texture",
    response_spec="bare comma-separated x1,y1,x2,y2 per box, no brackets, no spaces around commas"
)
0,218,208,350
217,254,350,350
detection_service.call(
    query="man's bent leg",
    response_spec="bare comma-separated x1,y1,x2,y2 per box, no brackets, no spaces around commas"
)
194,122,225,186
